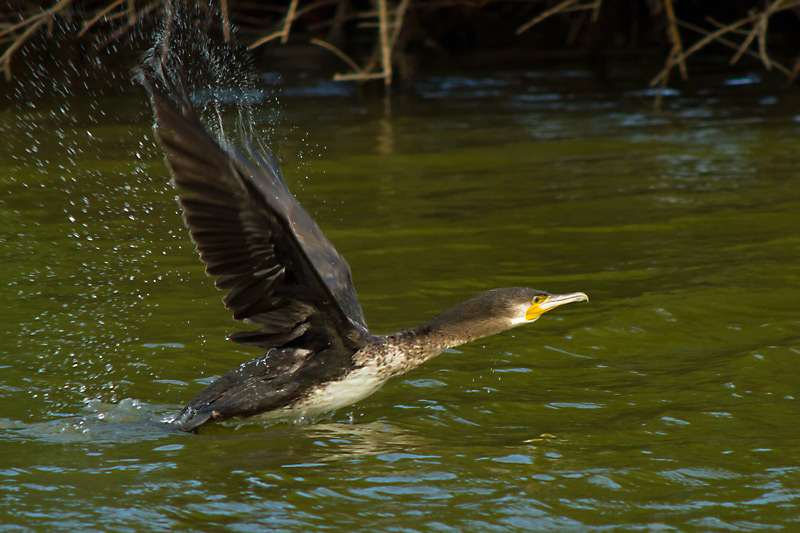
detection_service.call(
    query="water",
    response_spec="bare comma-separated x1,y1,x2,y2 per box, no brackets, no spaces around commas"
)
2,69,800,530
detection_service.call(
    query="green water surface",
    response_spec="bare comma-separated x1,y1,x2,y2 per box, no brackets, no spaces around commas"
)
1,70,800,531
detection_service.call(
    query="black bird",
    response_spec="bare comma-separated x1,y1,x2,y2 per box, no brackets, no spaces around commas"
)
140,62,588,432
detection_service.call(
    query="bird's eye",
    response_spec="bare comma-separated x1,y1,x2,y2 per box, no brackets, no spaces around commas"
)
533,296,540,304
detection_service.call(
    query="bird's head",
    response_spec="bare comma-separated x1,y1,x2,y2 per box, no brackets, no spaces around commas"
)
426,287,588,344
508,288,589,325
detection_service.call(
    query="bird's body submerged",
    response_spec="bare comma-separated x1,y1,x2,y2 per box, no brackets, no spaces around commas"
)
140,58,587,432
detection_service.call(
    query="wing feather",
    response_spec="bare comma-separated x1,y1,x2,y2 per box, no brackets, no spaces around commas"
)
139,60,368,355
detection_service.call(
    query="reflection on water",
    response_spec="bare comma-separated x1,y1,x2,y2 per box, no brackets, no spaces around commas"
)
1,68,800,530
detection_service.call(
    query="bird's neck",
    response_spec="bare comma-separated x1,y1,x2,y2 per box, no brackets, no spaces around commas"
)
417,297,514,347
380,303,512,375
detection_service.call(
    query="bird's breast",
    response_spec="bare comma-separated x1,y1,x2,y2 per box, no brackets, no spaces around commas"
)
284,362,391,416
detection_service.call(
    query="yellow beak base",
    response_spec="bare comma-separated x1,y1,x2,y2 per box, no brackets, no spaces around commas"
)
525,292,588,321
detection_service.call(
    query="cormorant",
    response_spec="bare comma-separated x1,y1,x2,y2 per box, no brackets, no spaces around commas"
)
139,62,588,432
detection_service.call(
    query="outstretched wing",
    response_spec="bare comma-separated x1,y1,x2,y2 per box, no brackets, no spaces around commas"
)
139,60,368,354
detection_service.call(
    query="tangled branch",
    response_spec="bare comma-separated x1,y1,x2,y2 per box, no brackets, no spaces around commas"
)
1,0,799,94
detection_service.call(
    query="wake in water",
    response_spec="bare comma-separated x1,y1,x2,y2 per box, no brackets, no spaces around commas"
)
0,399,178,443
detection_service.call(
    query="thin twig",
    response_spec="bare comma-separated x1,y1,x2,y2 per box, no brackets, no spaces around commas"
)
558,3,603,16
516,0,578,35
389,0,412,51
726,0,800,69
293,0,338,21
0,9,50,39
662,0,687,80
310,37,362,72
78,0,126,37
221,0,231,43
281,0,299,44
788,54,800,84
757,13,770,69
127,0,136,25
590,0,602,22
333,72,389,81
326,0,348,43
102,8,141,22
96,0,159,48
278,0,340,30
249,30,284,48
249,0,300,48
313,0,409,88
650,13,758,86
377,0,392,87
731,18,763,66
683,17,792,76
705,17,750,36
753,0,800,69
0,0,74,80
653,16,794,85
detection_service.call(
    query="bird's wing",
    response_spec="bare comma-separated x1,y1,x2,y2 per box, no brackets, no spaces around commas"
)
139,60,368,352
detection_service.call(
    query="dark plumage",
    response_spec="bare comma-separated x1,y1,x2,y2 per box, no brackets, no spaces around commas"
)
139,59,587,432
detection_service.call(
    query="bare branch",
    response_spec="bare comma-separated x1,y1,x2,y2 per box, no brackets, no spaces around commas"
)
516,0,578,35
311,37,362,73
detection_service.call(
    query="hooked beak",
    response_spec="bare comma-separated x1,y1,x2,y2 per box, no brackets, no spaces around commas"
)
525,292,588,321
